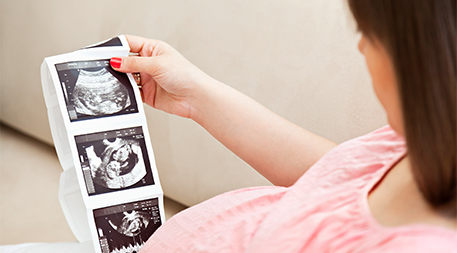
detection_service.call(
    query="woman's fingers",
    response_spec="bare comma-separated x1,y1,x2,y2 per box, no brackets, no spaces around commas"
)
140,73,158,107
124,35,162,56
110,56,155,74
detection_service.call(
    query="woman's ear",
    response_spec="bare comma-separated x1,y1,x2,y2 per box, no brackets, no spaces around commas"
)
358,35,367,53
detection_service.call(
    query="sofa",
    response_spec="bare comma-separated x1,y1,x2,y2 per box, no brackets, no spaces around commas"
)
0,0,386,248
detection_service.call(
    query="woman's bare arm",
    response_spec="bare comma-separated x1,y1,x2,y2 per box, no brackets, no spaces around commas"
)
191,78,337,186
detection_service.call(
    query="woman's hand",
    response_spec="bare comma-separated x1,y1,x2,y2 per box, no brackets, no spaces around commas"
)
110,35,212,118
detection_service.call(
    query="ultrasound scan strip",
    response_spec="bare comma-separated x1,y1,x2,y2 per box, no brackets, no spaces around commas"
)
42,36,164,252
93,198,162,253
75,127,155,196
55,60,138,122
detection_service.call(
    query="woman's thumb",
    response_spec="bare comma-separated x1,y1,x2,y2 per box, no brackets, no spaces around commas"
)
110,56,152,73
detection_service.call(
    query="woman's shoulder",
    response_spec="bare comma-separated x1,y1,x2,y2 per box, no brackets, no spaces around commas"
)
324,125,405,160
303,125,407,181
345,125,405,146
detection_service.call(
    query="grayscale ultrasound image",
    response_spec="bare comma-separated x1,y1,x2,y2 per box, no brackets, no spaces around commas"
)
73,68,131,116
75,127,154,196
109,210,151,237
94,198,162,253
55,60,138,122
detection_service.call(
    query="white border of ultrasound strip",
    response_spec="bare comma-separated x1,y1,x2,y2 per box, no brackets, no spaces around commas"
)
41,36,165,253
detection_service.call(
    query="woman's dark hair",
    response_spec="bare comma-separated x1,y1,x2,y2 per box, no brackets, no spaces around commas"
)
348,0,456,212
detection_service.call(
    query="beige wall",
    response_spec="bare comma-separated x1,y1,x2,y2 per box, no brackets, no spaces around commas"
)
0,0,387,206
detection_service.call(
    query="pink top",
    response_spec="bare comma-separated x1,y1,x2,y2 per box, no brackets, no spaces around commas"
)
141,126,457,252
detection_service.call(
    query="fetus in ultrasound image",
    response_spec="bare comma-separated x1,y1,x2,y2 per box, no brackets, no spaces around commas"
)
56,60,138,122
75,127,154,196
109,210,151,237
73,68,131,116
87,138,144,189
94,198,162,253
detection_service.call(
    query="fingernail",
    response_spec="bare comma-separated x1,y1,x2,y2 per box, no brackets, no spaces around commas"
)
110,57,122,68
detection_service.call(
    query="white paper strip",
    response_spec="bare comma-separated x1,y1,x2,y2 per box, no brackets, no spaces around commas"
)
41,36,165,253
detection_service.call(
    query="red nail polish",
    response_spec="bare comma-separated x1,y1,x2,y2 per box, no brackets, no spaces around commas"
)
110,57,122,68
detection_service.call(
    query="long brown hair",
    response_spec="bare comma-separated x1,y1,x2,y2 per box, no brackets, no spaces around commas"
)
348,0,456,212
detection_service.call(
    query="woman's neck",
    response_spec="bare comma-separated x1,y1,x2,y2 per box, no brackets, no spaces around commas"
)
368,155,457,231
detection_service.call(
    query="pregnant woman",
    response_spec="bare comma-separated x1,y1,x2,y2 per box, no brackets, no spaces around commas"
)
110,0,456,252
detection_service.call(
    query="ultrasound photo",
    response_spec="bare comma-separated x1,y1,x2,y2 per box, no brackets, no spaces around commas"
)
55,60,138,122
94,198,162,253
75,127,154,196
